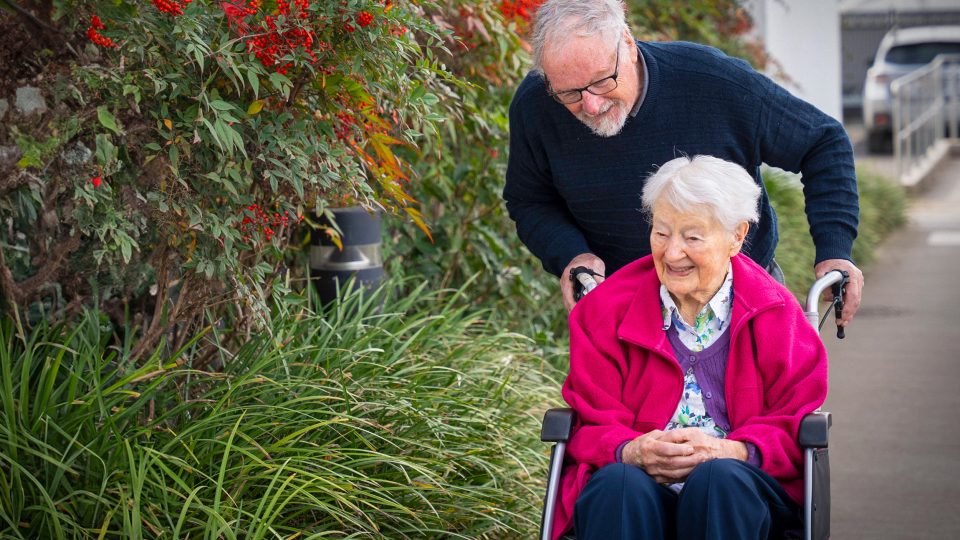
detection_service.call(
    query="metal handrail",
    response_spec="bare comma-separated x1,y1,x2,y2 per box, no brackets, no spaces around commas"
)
891,53,960,185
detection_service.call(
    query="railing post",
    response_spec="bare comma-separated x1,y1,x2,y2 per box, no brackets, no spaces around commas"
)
893,81,903,180
951,61,959,139
935,58,945,142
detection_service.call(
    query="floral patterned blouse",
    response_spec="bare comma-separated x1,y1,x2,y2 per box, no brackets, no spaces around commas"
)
659,263,734,352
659,265,734,493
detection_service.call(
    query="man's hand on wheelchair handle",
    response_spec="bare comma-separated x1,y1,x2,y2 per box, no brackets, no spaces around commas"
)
815,258,864,327
561,253,606,313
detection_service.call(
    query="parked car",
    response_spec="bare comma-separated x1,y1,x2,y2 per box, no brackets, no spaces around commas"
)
862,25,960,153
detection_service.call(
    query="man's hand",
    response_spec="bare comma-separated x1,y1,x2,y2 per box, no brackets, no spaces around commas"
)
561,253,606,313
814,258,864,327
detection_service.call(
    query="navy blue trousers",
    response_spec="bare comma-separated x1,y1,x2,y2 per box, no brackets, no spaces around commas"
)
573,459,801,540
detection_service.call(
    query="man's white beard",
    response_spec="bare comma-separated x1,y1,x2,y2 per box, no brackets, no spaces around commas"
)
576,100,629,137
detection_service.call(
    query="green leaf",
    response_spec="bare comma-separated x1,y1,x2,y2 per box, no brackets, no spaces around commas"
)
16,152,42,169
120,237,132,263
97,106,123,135
169,145,180,172
122,84,141,103
213,119,233,155
247,70,260,97
113,230,136,264
95,134,117,166
208,100,235,112
202,117,223,151
268,72,292,98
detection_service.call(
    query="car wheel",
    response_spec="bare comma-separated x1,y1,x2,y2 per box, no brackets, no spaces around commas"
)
866,130,890,154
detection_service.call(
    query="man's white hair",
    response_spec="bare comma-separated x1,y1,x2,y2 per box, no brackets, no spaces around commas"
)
530,0,629,75
641,155,761,233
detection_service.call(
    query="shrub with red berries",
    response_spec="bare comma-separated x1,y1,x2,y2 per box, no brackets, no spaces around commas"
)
238,204,301,245
498,0,543,24
86,15,116,47
356,11,374,27
152,0,193,16
6,0,468,328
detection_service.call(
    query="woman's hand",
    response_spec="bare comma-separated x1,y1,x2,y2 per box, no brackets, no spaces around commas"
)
622,430,700,483
659,428,748,461
622,429,748,483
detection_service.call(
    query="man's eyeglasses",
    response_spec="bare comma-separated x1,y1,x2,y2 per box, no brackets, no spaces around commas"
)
547,44,621,105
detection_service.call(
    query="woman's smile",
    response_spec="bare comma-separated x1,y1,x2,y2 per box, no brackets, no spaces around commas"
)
664,262,694,276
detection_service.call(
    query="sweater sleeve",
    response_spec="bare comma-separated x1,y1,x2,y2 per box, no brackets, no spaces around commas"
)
727,302,828,482
562,305,646,468
753,74,860,264
503,81,592,276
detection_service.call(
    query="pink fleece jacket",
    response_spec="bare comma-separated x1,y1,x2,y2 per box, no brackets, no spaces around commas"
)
553,254,828,539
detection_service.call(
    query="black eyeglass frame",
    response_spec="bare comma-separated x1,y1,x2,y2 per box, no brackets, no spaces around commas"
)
547,43,622,105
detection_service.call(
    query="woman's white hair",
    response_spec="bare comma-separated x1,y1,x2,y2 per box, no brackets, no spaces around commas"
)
641,155,761,233
530,0,629,75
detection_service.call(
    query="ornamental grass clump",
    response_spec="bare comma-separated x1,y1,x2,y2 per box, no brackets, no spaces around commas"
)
0,281,562,538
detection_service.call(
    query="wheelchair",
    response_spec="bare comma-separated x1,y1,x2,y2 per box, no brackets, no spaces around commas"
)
539,270,849,540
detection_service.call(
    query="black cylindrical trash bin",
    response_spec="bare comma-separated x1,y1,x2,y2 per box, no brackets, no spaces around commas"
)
310,207,384,304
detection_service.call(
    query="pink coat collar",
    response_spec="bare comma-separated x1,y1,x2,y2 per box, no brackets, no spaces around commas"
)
614,253,788,351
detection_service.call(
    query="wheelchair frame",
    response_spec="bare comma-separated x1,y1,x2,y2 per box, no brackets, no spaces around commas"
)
539,270,848,540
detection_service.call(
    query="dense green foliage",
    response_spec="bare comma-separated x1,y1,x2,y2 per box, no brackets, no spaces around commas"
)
0,0,779,347
1,0,467,350
766,167,907,298
0,283,561,538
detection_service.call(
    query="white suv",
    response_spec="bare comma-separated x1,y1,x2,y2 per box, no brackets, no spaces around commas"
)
862,25,960,153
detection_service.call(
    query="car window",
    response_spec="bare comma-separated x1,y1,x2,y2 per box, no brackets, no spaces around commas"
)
886,42,960,65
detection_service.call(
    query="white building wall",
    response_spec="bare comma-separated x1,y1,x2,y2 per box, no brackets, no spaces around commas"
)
749,0,843,122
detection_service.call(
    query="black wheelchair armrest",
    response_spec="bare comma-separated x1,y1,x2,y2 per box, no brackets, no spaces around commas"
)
798,411,832,449
541,408,576,443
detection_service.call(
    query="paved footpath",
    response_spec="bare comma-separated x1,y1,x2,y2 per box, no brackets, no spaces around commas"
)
821,155,960,538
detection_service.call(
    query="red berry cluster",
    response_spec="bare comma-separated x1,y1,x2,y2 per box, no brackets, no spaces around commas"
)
333,111,356,142
152,0,193,16
224,0,325,75
90,176,103,188
222,0,257,33
356,11,374,27
238,204,298,243
86,15,116,48
499,0,543,22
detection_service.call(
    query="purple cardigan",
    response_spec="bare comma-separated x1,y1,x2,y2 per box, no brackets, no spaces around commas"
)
614,326,759,465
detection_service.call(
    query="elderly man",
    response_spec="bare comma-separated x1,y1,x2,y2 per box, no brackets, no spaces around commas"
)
503,0,864,324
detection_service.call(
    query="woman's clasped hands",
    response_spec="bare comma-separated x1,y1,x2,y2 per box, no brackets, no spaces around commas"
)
621,428,748,484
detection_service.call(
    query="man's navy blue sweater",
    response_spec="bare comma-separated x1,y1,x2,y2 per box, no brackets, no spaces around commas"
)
504,40,859,277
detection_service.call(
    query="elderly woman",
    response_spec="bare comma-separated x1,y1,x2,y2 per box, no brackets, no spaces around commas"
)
552,155,828,539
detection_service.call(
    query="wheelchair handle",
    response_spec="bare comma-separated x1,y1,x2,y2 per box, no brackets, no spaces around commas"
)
805,270,849,339
570,266,601,302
